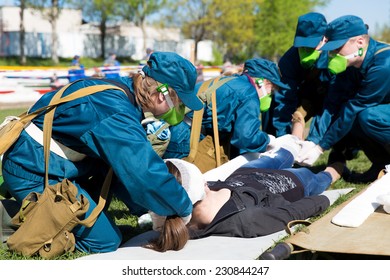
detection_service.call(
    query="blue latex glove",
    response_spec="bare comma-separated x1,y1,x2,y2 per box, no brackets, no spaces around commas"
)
146,121,171,140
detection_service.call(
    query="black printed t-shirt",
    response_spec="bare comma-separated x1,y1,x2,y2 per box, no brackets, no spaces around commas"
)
190,167,329,239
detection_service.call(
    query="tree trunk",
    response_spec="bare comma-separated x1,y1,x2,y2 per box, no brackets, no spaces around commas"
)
194,39,199,63
140,18,147,53
193,24,206,63
51,0,59,64
100,17,107,60
140,1,147,52
51,19,59,64
19,0,26,65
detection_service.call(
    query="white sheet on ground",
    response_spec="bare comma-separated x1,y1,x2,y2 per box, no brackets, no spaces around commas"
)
78,229,288,260
332,171,390,228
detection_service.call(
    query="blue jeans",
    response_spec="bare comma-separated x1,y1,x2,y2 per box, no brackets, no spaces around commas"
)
285,167,332,196
240,148,332,196
241,148,294,169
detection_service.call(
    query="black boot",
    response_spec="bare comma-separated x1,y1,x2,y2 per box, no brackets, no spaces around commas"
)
259,242,293,260
344,146,360,161
345,163,385,184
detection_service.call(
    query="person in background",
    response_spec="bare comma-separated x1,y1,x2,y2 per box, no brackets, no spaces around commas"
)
103,52,121,78
298,15,390,183
1,52,203,254
49,73,62,89
140,48,154,65
220,60,233,75
71,55,84,68
144,48,153,61
91,67,105,78
103,52,120,67
195,60,205,83
220,63,243,77
272,12,332,141
163,58,290,160
68,55,86,82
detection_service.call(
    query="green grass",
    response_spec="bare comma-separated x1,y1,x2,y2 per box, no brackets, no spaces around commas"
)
0,108,27,122
0,107,373,260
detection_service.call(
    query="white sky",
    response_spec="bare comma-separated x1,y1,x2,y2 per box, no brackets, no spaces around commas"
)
0,0,389,34
316,0,390,34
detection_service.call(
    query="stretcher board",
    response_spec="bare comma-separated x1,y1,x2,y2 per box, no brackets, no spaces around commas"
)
78,188,353,260
286,172,390,257
78,229,288,260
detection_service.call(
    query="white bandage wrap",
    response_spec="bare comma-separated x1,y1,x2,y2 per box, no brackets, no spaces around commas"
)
332,172,390,227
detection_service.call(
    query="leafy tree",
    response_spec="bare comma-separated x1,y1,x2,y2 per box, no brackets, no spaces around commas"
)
93,0,118,60
166,0,262,64
165,0,325,63
254,0,325,61
375,24,390,43
164,0,211,62
29,0,67,64
205,0,262,63
76,0,118,60
117,0,166,53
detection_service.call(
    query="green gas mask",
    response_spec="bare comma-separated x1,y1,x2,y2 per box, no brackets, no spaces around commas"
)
156,103,185,126
328,48,364,75
256,78,272,112
260,94,272,112
155,83,185,126
298,48,321,69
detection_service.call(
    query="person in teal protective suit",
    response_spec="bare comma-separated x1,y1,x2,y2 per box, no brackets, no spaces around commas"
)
297,15,390,183
163,58,290,160
272,12,333,139
1,52,203,253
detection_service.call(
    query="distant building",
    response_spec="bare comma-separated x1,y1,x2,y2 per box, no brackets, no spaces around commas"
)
0,5,213,62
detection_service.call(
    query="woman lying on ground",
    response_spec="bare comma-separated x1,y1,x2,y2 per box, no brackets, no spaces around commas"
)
146,136,344,252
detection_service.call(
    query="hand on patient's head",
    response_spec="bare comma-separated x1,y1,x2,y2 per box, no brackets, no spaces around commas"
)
150,159,206,231
164,159,206,204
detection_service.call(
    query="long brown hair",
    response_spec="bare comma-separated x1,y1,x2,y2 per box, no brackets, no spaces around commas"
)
145,161,190,252
131,72,180,109
145,216,189,252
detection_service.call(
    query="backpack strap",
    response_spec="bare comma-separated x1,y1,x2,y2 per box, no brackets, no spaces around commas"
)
186,76,235,166
20,81,128,126
197,76,236,105
186,79,214,162
211,80,222,166
153,121,171,136
83,77,136,105
41,82,127,227
79,167,113,227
